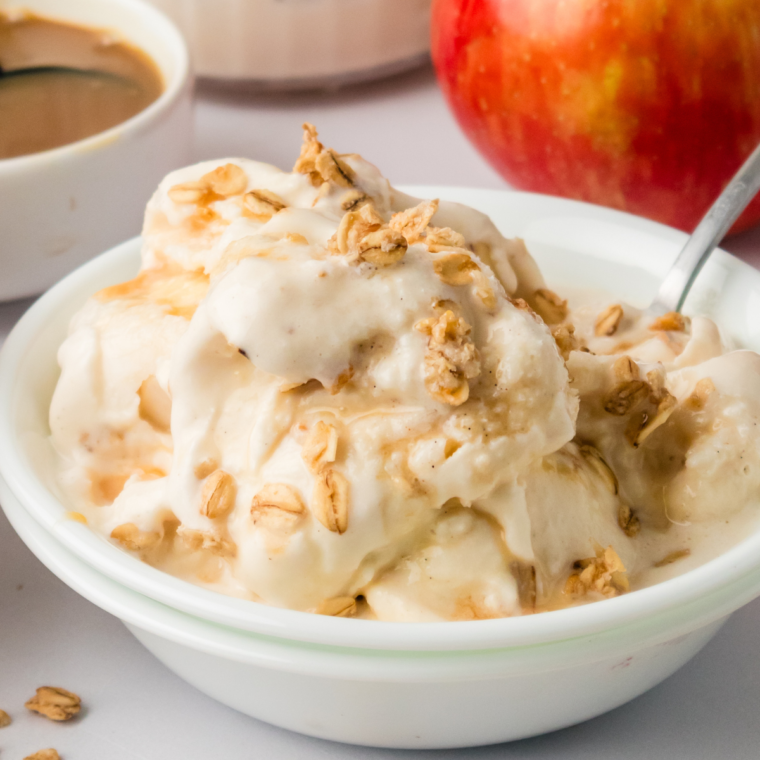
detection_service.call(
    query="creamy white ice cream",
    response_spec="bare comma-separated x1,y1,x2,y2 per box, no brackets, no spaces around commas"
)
49,125,760,620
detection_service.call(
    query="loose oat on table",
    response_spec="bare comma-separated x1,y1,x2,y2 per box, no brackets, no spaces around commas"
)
24,750,60,760
25,687,81,722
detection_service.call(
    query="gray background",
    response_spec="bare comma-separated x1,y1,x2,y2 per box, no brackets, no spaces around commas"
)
2,66,760,758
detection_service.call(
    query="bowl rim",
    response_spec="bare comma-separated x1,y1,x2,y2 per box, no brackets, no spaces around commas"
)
0,0,191,174
3,187,760,652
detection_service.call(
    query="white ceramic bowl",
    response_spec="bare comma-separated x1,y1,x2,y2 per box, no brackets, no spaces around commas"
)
0,0,192,301
2,188,760,747
0,477,737,749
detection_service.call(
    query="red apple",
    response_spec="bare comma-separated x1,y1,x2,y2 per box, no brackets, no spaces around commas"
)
431,0,760,233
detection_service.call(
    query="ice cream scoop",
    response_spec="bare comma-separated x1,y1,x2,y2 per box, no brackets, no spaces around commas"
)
47,124,760,621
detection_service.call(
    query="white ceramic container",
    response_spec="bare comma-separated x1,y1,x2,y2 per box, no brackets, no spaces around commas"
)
2,189,760,747
0,0,192,301
146,0,431,88
0,478,737,748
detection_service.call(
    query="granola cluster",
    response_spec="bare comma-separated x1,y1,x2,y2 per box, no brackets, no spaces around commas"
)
0,685,85,760
415,309,481,406
293,122,356,188
25,687,81,722
328,203,408,266
565,545,629,599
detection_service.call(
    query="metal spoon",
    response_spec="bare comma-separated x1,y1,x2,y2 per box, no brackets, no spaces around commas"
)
650,142,760,315
0,63,131,85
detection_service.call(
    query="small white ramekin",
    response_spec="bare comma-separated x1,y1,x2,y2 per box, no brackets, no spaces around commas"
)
2,188,760,747
145,0,431,88
0,0,193,301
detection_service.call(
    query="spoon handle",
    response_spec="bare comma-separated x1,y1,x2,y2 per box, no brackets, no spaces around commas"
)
650,141,760,315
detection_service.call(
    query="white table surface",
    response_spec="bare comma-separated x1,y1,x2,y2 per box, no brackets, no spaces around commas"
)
3,65,760,759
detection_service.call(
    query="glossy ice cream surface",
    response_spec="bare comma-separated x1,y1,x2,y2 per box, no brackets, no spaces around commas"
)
49,126,760,621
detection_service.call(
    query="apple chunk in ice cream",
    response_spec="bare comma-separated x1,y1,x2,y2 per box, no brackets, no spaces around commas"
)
49,125,760,621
